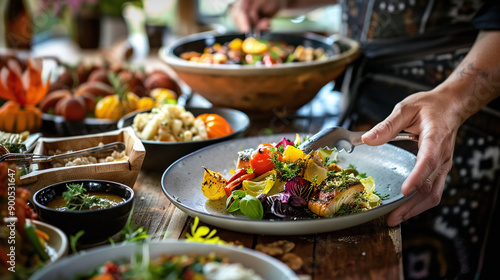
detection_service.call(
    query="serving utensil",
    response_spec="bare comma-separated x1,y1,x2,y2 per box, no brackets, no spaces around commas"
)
0,142,126,167
0,144,9,157
298,127,419,154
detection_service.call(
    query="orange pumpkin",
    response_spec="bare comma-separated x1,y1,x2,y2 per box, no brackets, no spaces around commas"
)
0,101,42,133
0,57,50,133
195,113,234,139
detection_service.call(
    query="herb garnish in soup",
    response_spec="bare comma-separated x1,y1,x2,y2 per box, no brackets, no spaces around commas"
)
46,183,125,211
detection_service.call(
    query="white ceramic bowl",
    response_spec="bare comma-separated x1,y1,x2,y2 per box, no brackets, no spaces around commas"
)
30,240,298,280
32,219,69,263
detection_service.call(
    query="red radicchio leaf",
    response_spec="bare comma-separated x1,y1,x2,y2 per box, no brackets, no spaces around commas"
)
274,137,294,150
284,177,312,207
268,197,309,219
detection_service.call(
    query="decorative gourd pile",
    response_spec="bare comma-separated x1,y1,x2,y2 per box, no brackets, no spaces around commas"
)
40,63,182,122
0,58,50,133
0,56,183,132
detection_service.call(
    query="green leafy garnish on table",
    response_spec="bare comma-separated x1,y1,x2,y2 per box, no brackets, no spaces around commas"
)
110,208,149,245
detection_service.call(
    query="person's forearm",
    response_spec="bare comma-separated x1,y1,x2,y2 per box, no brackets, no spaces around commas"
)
281,0,338,12
437,30,500,124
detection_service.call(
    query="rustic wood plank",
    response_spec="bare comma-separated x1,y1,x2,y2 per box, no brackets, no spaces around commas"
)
312,216,403,280
255,234,316,277
132,171,174,239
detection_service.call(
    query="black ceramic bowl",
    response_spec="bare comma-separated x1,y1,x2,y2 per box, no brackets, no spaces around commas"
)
41,113,118,137
117,107,250,172
33,180,134,245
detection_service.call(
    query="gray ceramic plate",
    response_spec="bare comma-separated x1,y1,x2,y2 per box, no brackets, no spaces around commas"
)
162,133,416,235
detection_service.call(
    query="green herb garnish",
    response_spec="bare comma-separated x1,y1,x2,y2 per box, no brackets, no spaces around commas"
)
226,190,263,220
270,152,305,181
62,183,110,211
110,208,149,244
69,230,85,253
374,191,390,200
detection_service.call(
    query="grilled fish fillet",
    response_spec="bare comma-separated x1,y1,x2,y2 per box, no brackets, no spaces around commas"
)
308,182,364,217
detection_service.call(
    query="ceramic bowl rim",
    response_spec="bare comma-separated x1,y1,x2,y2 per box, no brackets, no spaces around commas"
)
117,107,250,146
31,219,69,262
159,31,360,75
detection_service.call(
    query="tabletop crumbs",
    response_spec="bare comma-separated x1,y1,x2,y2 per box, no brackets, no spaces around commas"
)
337,236,358,243
255,240,304,271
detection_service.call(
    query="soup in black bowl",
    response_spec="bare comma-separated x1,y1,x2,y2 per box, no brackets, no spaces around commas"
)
33,180,134,245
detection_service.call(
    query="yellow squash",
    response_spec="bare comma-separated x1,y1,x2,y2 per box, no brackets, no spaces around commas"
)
95,92,139,121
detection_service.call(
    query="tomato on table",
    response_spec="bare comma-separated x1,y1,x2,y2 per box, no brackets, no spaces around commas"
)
195,113,234,139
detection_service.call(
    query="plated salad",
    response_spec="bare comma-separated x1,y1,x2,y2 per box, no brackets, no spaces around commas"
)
201,135,383,220
180,37,328,66
72,251,263,280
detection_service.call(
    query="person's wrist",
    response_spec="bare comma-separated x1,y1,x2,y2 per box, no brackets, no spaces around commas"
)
280,0,297,10
280,0,288,9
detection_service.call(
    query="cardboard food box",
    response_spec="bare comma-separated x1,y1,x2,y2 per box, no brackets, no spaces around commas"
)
20,127,145,198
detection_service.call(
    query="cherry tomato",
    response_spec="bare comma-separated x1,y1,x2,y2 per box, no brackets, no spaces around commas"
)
245,54,254,64
250,143,280,175
263,53,277,66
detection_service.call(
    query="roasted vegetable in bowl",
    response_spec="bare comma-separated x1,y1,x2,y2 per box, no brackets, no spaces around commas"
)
180,36,328,66
201,135,382,220
160,32,360,113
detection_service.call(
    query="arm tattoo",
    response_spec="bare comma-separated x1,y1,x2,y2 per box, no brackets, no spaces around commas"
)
456,61,489,81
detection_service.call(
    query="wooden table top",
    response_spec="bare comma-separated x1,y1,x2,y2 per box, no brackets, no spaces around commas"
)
17,39,404,279
130,96,404,280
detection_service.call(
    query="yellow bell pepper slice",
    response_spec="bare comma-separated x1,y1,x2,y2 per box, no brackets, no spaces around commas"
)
201,167,227,200
283,145,306,162
242,37,268,54
228,38,243,51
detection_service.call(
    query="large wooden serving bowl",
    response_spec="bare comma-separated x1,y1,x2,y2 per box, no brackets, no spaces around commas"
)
159,32,360,114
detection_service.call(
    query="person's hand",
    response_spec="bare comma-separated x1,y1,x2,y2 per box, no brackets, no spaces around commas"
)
230,0,283,33
360,31,500,227
361,89,464,227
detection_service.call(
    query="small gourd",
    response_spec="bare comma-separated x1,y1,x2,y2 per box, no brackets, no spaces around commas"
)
0,58,50,133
